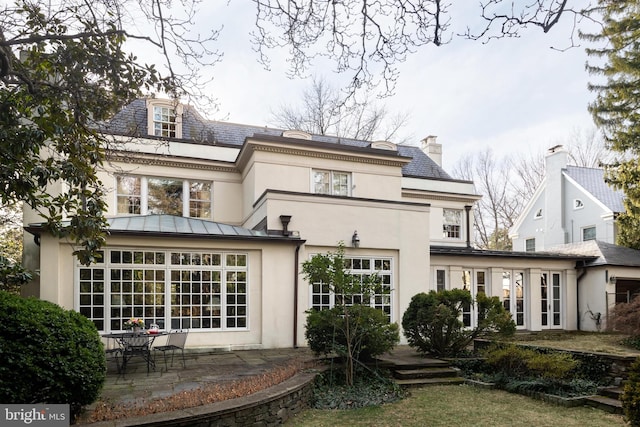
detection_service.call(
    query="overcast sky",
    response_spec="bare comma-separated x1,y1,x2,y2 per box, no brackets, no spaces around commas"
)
179,3,597,172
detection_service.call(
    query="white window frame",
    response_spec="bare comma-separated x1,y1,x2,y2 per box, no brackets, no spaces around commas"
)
525,238,535,252
146,99,183,139
312,169,351,196
442,209,463,239
76,248,248,332
115,175,212,219
309,256,393,321
582,225,596,241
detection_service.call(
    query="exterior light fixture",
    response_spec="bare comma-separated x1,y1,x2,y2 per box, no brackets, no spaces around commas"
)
279,215,292,236
610,275,617,284
351,231,360,248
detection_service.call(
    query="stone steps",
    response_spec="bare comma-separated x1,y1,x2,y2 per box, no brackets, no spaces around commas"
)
584,387,624,415
375,350,463,388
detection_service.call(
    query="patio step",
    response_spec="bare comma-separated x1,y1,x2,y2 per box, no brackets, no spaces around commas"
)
395,376,465,387
394,367,460,381
376,348,463,388
585,395,623,415
598,386,624,400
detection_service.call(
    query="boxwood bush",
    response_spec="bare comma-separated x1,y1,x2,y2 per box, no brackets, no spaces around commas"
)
0,291,106,418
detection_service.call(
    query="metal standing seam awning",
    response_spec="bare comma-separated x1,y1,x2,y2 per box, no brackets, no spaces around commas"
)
25,214,304,243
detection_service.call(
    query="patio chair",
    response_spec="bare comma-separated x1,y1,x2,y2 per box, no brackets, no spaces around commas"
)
104,337,122,373
154,330,188,370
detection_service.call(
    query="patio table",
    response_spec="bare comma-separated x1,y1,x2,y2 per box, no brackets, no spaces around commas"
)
102,331,168,374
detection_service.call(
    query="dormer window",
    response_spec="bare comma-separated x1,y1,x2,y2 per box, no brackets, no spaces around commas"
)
153,106,177,137
146,99,183,139
574,199,584,210
534,208,543,219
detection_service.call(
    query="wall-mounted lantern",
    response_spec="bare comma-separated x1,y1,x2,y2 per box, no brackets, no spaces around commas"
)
351,231,360,248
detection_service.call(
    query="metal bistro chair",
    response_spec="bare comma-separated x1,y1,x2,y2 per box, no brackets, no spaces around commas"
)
122,335,154,374
153,330,188,371
104,337,122,373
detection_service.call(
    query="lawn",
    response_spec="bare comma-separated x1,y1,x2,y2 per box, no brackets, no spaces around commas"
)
288,332,638,426
507,330,640,356
286,384,626,427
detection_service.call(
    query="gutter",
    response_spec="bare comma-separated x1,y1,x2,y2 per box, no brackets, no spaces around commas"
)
293,242,303,348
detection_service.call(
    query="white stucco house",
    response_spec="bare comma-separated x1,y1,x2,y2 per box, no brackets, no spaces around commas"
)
510,145,625,252
23,100,609,349
509,145,640,331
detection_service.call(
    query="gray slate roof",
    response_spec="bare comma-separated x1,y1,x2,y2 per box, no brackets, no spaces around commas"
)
547,240,640,267
103,99,454,180
565,166,625,213
106,215,293,240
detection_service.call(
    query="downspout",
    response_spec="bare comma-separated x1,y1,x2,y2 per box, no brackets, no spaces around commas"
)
576,261,588,331
293,241,302,348
464,205,472,248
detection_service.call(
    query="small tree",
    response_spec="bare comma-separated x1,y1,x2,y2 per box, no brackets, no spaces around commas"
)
302,244,399,386
402,289,515,357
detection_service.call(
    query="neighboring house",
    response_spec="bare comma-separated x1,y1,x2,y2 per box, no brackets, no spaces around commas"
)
510,145,625,252
509,145,640,332
22,100,616,349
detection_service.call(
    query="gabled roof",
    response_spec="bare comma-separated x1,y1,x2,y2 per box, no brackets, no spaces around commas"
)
564,166,625,213
547,240,640,267
102,99,453,181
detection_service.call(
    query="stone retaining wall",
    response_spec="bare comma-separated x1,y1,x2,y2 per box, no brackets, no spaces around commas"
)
474,339,637,384
86,371,317,427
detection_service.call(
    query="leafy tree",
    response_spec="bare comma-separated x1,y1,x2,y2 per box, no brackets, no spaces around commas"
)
584,1,640,249
0,203,30,293
0,0,219,264
402,289,515,357
302,244,399,386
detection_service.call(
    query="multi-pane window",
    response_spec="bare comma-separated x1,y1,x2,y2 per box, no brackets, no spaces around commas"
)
116,176,212,219
117,176,141,214
309,256,393,321
442,209,462,239
313,170,351,196
190,182,212,218
582,226,596,241
525,238,535,252
153,106,177,138
77,249,248,332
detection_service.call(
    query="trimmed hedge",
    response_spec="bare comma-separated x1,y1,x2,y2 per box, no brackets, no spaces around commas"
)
0,291,106,418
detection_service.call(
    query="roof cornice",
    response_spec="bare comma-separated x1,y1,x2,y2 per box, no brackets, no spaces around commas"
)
236,134,412,171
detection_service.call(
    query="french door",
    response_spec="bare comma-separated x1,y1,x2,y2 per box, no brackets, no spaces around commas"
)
541,272,562,328
502,271,525,328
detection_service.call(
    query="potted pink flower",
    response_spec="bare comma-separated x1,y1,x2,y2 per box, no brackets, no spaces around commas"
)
123,317,145,332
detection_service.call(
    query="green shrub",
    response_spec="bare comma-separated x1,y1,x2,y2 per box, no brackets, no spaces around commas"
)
622,336,640,350
622,357,640,426
0,291,106,418
484,344,577,380
305,305,399,361
402,290,515,357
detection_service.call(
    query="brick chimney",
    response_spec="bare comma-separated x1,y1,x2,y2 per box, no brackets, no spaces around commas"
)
421,135,442,167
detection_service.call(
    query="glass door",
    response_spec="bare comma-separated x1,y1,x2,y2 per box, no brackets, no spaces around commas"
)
541,272,562,328
503,271,525,328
